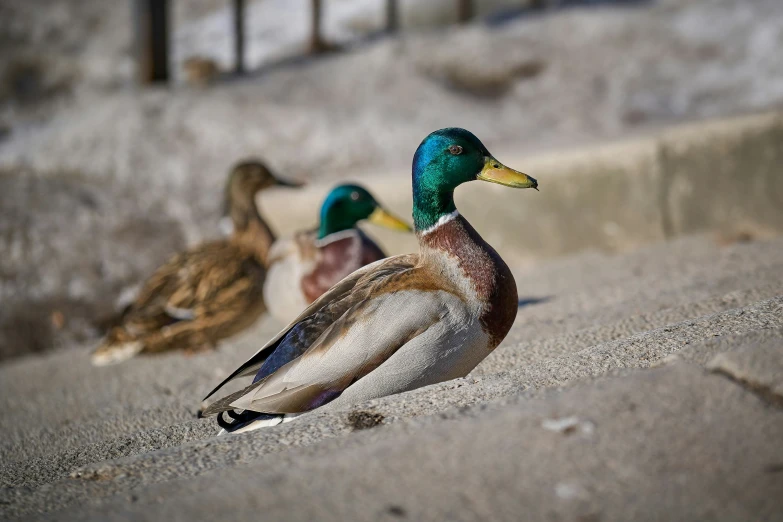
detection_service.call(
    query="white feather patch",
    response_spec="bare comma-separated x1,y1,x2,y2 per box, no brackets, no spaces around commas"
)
91,341,143,366
218,216,234,236
165,304,196,321
218,412,302,435
420,210,460,236
314,228,359,247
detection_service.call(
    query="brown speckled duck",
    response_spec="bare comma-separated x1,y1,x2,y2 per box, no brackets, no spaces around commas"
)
262,184,411,324
91,160,301,366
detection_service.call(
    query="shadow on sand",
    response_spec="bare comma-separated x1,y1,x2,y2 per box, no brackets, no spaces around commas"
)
518,296,552,308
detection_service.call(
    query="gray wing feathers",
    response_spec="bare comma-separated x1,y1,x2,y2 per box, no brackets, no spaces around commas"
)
228,289,444,414
203,255,418,401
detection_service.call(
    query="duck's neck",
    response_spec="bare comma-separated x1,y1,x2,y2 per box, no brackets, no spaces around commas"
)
412,179,457,232
228,195,276,264
318,208,358,240
418,211,518,347
418,211,492,288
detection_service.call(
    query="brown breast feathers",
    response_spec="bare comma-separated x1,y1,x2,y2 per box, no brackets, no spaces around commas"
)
421,215,518,347
301,230,387,304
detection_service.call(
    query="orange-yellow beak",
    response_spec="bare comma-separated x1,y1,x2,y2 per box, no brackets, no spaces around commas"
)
477,156,538,190
368,207,412,232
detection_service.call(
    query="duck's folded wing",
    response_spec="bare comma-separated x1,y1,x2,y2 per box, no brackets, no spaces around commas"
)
203,278,446,416
125,251,188,316
168,255,264,319
129,243,252,320
201,257,389,402
201,253,429,409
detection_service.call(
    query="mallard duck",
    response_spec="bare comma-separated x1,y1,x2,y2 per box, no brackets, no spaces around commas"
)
91,160,301,366
201,128,538,433
263,183,411,324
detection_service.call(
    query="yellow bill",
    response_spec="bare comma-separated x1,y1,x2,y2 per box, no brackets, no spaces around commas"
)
368,207,413,232
477,156,538,190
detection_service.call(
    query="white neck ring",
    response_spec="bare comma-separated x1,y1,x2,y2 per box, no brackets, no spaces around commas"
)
420,210,460,236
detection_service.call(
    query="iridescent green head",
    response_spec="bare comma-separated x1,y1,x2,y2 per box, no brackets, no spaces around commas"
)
318,184,411,239
412,128,538,231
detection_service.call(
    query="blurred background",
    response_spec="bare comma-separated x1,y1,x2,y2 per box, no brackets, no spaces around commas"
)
1,0,782,361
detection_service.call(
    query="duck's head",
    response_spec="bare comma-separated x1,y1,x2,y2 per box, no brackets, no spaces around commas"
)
222,160,303,234
412,128,537,231
319,184,411,239
224,160,302,207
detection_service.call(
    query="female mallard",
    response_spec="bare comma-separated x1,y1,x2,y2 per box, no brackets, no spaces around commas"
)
263,183,411,324
202,128,537,433
91,160,301,366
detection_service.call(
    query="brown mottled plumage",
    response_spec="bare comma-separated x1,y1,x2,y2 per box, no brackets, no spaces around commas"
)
92,161,301,366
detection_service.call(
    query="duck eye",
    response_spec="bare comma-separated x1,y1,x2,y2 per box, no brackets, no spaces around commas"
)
350,191,360,201
448,145,463,155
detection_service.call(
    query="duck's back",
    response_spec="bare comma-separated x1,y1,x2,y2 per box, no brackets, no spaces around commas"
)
133,241,266,324
264,228,387,324
263,231,319,324
93,240,267,365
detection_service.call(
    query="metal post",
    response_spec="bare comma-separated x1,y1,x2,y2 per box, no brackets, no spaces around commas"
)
234,0,245,74
386,0,399,33
310,0,323,53
134,0,170,83
531,0,556,10
457,0,473,23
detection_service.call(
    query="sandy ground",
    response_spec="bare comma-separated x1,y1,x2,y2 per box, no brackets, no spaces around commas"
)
0,232,781,520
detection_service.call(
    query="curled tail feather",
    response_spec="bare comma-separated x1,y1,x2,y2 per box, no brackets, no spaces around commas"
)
216,409,283,433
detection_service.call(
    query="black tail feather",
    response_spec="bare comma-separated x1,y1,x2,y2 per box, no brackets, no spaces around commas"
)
216,409,280,433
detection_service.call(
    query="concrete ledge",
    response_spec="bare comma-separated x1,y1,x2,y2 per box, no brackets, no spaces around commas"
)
259,111,783,264
659,112,783,239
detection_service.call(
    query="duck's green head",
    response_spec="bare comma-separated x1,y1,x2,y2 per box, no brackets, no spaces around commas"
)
319,184,411,239
412,128,537,231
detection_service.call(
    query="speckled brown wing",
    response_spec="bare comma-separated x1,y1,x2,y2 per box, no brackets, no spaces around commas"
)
202,253,421,407
112,240,266,352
